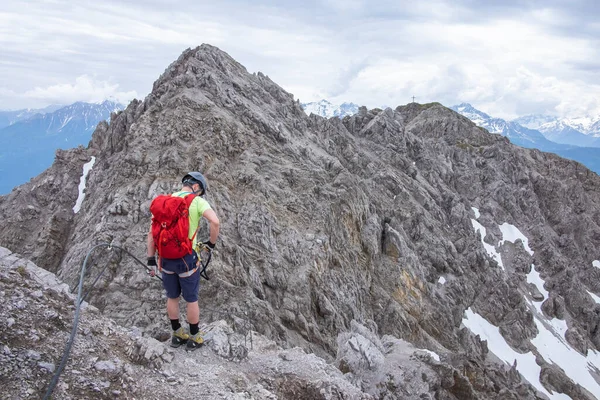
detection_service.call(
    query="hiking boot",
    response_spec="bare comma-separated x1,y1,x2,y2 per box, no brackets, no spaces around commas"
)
171,327,189,348
186,332,204,351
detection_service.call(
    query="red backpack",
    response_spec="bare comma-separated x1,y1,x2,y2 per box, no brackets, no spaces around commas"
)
150,193,197,259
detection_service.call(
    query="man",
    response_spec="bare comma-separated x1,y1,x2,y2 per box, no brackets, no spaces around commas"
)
147,172,220,350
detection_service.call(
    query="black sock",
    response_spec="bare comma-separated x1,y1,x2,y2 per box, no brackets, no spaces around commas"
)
170,319,181,331
190,323,199,335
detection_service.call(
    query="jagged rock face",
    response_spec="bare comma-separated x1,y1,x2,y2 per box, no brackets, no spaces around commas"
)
1,44,600,398
0,146,90,272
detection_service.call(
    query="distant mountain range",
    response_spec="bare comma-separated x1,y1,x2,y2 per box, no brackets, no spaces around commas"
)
451,103,600,175
515,113,600,135
450,103,566,151
301,99,361,118
514,115,600,148
0,104,64,129
0,100,124,194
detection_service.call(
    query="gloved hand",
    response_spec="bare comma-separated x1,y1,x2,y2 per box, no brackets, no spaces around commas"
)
203,240,216,250
147,256,157,277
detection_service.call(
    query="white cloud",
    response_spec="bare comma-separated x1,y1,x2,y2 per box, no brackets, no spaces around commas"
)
22,76,137,107
329,14,600,118
0,87,15,97
0,0,599,118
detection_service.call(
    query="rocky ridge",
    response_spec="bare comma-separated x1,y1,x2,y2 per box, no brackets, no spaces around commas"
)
1,247,506,400
1,44,600,398
0,247,377,399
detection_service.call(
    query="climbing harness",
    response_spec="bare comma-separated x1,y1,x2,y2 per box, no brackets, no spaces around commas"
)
156,243,212,279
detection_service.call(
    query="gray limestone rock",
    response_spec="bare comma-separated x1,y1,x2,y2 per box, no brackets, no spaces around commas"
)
1,44,599,398
565,327,588,355
204,320,249,361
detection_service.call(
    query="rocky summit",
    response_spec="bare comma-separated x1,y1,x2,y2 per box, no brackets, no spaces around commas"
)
1,44,600,399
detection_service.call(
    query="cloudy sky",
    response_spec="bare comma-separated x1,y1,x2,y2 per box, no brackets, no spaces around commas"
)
1,0,599,119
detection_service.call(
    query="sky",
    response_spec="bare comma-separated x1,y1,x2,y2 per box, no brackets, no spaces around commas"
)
1,0,600,119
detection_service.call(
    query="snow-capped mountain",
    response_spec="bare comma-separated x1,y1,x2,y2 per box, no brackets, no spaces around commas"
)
0,100,125,194
450,103,557,148
514,114,600,148
512,114,559,130
558,116,600,135
10,100,124,136
452,103,600,175
451,103,493,127
301,99,360,118
0,104,64,129
537,121,599,147
515,114,600,135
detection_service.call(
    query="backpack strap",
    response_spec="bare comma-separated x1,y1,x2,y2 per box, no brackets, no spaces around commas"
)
183,194,198,243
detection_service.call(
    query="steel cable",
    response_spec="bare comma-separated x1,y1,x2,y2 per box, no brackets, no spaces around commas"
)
42,243,252,399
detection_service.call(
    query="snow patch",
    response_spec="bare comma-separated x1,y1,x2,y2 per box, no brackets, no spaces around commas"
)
301,100,359,118
526,264,548,314
498,223,533,255
522,269,600,397
464,210,600,397
462,309,565,399
438,276,446,285
524,266,568,339
73,156,96,213
530,316,600,397
562,115,600,134
417,348,440,362
58,116,73,130
587,290,600,304
471,207,480,219
470,218,504,269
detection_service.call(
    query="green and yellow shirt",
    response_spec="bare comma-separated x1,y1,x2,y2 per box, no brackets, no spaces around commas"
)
171,191,212,239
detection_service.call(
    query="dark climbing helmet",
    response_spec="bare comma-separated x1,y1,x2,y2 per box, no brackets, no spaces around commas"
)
182,172,208,195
